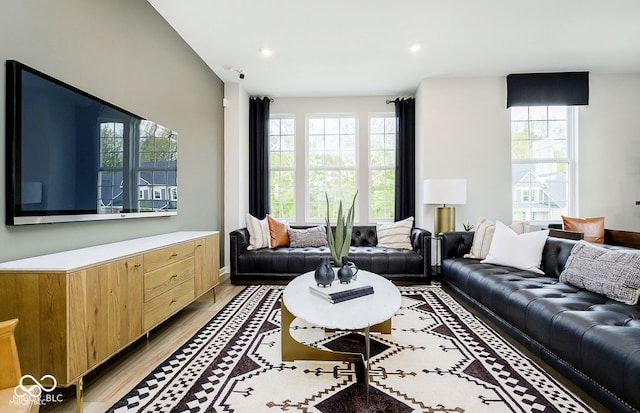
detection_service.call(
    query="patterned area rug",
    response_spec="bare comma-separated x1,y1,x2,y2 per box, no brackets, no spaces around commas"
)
109,285,594,412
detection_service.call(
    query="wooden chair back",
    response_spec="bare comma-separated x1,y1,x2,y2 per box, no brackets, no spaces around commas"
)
0,319,22,390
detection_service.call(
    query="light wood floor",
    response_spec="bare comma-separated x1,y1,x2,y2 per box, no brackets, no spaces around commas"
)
44,277,245,413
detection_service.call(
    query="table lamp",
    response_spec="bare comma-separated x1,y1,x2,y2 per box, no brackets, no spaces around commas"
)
424,179,467,235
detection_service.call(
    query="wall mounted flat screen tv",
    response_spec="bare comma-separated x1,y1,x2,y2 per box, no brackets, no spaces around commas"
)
5,60,178,225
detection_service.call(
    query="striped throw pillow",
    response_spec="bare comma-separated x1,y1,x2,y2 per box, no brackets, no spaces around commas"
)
376,217,414,250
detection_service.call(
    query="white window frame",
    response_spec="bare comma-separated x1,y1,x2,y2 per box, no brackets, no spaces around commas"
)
368,113,396,221
305,114,359,223
268,115,296,220
511,106,578,225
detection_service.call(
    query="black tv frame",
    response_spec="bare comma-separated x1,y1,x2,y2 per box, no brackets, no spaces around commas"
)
5,60,178,225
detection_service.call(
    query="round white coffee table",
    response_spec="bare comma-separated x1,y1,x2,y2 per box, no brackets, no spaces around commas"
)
281,270,401,401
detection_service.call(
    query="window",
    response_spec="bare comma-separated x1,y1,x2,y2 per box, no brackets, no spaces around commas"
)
511,106,576,222
369,115,396,220
137,120,178,212
98,121,124,213
269,116,296,219
307,116,357,221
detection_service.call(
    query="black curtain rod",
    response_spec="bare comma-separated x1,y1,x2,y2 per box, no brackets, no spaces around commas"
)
251,96,274,103
385,97,414,104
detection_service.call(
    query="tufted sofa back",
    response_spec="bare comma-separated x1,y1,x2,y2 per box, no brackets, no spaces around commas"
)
441,231,638,279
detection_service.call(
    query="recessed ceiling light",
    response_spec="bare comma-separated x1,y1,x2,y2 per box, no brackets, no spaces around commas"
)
260,47,273,57
409,43,422,53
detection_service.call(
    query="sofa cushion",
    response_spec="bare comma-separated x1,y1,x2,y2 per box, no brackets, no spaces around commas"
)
288,226,328,248
464,217,530,259
562,215,605,243
246,213,270,249
267,215,290,247
376,216,413,249
560,240,640,305
481,221,548,274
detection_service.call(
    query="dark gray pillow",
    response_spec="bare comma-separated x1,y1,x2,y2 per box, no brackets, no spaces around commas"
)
288,226,328,248
559,241,640,305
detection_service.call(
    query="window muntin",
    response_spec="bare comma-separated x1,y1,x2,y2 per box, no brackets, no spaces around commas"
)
98,121,125,213
269,116,296,220
369,115,396,220
307,116,358,221
511,106,575,222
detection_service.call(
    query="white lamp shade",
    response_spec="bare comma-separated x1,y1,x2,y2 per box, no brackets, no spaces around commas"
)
423,179,467,205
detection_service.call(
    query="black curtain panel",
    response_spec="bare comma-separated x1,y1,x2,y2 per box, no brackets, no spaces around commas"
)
249,97,271,218
506,72,589,108
394,98,416,221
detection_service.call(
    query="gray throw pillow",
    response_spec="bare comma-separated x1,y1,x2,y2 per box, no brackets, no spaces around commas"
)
288,226,328,248
559,241,640,305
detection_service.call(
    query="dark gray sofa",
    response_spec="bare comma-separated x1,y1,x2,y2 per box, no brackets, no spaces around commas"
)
229,225,431,284
440,231,640,413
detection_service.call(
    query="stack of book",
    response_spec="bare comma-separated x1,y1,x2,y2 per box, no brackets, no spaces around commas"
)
309,282,374,304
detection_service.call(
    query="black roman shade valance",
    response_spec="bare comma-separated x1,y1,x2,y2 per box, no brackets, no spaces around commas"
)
506,72,589,108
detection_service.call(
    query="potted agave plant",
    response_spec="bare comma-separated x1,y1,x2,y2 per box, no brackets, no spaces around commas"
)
325,191,357,266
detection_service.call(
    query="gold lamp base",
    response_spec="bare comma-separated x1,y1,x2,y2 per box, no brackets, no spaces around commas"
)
435,207,455,235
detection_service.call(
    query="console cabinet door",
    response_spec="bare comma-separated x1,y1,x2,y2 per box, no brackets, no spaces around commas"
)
69,256,143,375
194,234,220,297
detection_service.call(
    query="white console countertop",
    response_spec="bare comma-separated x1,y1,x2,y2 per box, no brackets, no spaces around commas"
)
0,231,218,272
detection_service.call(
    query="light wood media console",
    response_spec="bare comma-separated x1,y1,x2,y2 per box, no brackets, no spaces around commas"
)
0,231,220,411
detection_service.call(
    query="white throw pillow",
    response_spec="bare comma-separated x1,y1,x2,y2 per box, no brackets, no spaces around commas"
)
377,216,413,250
481,221,549,274
245,213,270,250
464,217,530,259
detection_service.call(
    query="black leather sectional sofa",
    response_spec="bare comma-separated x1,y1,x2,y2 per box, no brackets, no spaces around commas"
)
229,225,431,284
440,231,640,413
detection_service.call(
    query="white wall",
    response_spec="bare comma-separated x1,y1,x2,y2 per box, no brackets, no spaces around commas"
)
223,82,249,270
416,77,511,232
0,0,224,261
415,73,640,234
579,74,640,231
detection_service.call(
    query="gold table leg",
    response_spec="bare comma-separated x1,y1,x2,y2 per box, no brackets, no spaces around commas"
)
281,298,391,394
76,377,83,413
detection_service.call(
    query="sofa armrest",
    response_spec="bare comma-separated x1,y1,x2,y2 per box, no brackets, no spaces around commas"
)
229,228,251,280
441,231,474,259
410,227,432,279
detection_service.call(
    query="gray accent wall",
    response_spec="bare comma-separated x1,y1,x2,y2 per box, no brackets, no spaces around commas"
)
0,0,224,261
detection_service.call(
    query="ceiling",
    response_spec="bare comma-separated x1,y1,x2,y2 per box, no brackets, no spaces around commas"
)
148,0,640,98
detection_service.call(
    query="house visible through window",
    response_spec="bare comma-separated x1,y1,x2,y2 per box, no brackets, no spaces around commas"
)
137,120,177,212
511,106,576,222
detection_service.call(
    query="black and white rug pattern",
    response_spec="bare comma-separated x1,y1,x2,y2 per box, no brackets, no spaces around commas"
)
109,285,594,412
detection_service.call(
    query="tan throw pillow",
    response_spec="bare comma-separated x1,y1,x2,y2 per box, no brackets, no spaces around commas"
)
267,215,290,248
464,217,530,259
245,213,270,250
377,216,414,249
562,216,605,243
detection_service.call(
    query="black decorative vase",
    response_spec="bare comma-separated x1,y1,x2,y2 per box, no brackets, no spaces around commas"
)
337,256,358,284
314,257,334,287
